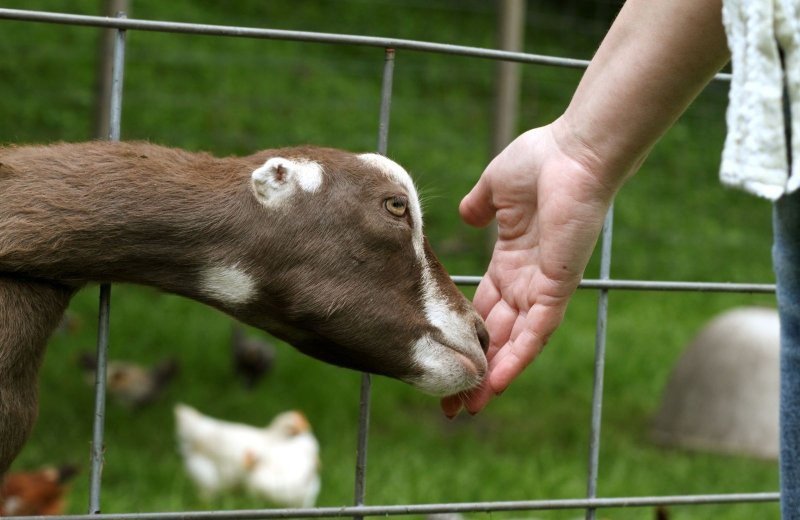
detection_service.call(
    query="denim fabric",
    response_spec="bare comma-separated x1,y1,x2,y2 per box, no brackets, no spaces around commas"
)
775,190,800,519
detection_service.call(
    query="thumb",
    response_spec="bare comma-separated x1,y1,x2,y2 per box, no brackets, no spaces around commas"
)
459,174,496,228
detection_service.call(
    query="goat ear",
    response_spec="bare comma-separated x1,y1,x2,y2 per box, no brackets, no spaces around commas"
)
250,157,323,208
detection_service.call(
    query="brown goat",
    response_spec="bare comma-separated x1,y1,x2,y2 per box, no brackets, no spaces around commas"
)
0,141,489,475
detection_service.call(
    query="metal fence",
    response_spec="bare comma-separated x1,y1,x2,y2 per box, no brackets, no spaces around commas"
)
0,5,780,519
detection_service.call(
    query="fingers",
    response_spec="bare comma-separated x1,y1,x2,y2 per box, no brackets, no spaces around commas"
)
462,380,495,414
472,275,501,320
459,175,496,228
439,379,495,418
488,329,544,395
482,300,516,362
440,394,462,418
442,329,542,418
439,318,540,418
489,301,565,394
441,302,566,417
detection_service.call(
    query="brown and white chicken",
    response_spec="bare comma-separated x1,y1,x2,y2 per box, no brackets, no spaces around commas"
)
78,353,179,408
0,465,79,516
174,404,320,508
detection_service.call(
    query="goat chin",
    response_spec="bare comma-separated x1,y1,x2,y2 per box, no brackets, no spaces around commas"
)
407,337,488,396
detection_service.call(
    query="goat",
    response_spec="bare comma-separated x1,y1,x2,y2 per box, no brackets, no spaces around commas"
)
0,141,489,475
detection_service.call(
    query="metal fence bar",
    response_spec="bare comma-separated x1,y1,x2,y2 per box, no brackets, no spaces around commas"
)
89,286,111,514
377,49,395,156
2,492,780,520
88,11,127,514
452,275,776,293
0,7,732,81
575,279,775,293
352,372,371,519
584,206,614,520
105,13,126,144
352,47,397,520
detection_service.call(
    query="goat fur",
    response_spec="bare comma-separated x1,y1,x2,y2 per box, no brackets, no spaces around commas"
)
0,141,489,475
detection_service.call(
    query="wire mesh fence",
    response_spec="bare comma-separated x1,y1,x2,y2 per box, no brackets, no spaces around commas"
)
0,4,780,519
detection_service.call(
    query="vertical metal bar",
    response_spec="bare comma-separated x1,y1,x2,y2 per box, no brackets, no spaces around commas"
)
89,284,111,515
93,0,130,138
376,48,395,156
106,14,126,143
352,47,395,520
352,373,372,519
585,205,614,520
491,0,526,155
88,11,126,514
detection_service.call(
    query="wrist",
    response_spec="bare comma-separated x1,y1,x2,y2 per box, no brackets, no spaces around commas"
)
550,115,639,196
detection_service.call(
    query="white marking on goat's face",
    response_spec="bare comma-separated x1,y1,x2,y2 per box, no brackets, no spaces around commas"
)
200,265,257,305
410,282,488,395
411,335,485,395
358,153,488,395
251,157,323,208
358,153,424,249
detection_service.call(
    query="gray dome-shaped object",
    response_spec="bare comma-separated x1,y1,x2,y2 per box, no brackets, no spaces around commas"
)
651,306,779,459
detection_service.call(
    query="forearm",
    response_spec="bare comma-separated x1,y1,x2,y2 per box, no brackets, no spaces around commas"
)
556,0,730,189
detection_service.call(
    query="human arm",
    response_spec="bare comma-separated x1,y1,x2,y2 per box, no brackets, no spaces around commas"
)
444,0,731,415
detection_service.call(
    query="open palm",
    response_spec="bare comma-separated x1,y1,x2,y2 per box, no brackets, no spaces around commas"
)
442,124,619,416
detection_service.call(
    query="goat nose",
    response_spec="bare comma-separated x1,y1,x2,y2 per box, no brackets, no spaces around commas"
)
475,317,490,354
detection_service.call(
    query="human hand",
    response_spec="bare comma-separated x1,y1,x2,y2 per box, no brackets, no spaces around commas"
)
442,122,621,416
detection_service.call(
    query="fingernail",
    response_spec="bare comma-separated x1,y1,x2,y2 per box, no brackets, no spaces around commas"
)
444,410,460,420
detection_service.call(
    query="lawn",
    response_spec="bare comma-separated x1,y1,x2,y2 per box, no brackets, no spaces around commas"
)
0,1,780,518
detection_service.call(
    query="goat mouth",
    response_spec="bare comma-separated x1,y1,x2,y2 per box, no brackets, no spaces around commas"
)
454,350,487,381
407,336,487,396
435,331,489,379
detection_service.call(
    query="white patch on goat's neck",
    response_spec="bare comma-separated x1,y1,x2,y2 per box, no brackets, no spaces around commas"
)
251,157,324,209
200,264,257,305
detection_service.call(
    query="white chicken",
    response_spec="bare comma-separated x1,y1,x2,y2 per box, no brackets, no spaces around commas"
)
174,404,320,508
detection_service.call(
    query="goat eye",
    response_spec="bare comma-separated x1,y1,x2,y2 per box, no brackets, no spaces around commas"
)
384,196,408,217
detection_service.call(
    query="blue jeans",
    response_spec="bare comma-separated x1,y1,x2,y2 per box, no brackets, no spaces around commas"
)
775,189,800,518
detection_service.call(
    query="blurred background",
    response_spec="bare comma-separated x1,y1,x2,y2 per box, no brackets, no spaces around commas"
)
0,1,779,518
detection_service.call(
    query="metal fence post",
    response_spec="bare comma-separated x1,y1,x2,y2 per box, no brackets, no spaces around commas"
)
352,47,396,520
94,0,130,138
88,11,127,514
584,205,614,520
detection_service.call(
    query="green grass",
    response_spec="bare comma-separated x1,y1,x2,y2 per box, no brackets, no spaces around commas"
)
0,1,780,518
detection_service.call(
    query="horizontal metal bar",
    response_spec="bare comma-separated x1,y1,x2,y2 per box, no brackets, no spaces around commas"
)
3,493,778,520
0,8,586,67
452,275,775,293
578,279,775,293
0,8,732,80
